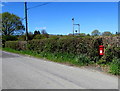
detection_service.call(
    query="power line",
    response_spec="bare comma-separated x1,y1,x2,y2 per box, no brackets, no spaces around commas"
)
21,2,51,21
24,1,54,41
22,2,51,21
27,2,51,10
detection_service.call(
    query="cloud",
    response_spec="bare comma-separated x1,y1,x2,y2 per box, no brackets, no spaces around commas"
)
35,27,47,30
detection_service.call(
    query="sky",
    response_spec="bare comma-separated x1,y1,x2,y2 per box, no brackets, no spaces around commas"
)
1,2,118,35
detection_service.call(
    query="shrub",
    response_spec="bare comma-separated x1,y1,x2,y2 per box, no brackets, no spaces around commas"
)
97,59,106,64
102,46,120,63
33,34,42,39
43,38,58,53
86,37,103,62
109,58,120,75
2,35,18,41
18,35,26,41
49,35,60,40
27,40,44,51
5,41,27,50
2,35,18,47
75,54,91,66
4,36,120,64
28,34,34,40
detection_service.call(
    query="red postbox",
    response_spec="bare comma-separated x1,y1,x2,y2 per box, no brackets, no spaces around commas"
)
99,45,104,55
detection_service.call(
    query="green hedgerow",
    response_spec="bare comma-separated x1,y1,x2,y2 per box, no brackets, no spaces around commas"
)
109,58,120,75
75,54,91,66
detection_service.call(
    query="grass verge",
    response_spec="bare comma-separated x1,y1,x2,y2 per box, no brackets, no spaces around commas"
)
2,47,119,75
2,47,83,67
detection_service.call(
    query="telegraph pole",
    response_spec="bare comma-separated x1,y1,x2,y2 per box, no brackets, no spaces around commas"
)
72,18,74,35
74,24,80,34
25,2,29,41
72,18,80,35
78,24,80,34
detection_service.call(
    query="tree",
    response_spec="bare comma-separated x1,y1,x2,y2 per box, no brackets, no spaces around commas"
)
28,32,34,40
2,12,25,35
86,34,90,36
41,30,49,38
34,30,40,35
41,30,48,34
116,32,120,35
68,33,73,36
102,31,112,36
91,30,100,36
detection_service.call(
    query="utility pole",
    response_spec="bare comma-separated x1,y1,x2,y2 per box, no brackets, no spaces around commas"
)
78,24,80,34
25,2,29,41
74,24,80,34
72,18,74,35
72,18,80,35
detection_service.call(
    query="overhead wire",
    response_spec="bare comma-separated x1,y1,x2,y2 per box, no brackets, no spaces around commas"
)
21,2,52,21
27,2,51,10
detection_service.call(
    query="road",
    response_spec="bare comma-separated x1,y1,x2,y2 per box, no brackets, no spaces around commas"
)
2,51,118,89
0,51,2,90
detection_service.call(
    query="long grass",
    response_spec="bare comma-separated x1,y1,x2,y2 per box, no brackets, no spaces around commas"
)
2,48,81,66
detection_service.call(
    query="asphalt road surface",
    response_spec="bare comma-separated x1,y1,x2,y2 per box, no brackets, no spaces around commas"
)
0,51,2,90
2,51,118,89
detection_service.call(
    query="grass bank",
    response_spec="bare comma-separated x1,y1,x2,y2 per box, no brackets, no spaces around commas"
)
2,47,93,66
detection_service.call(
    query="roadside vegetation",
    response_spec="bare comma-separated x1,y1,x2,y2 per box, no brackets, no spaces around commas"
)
1,12,120,75
2,36,120,75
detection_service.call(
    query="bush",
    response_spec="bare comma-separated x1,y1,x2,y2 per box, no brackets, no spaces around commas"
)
2,35,18,47
33,34,42,39
5,41,27,50
102,46,120,63
75,54,91,66
97,59,106,64
18,35,26,41
49,35,60,40
5,37,94,58
109,58,120,75
4,36,120,64
2,35,18,41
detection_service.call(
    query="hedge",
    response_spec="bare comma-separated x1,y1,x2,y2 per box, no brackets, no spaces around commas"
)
26,37,95,56
5,36,120,62
5,41,27,50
